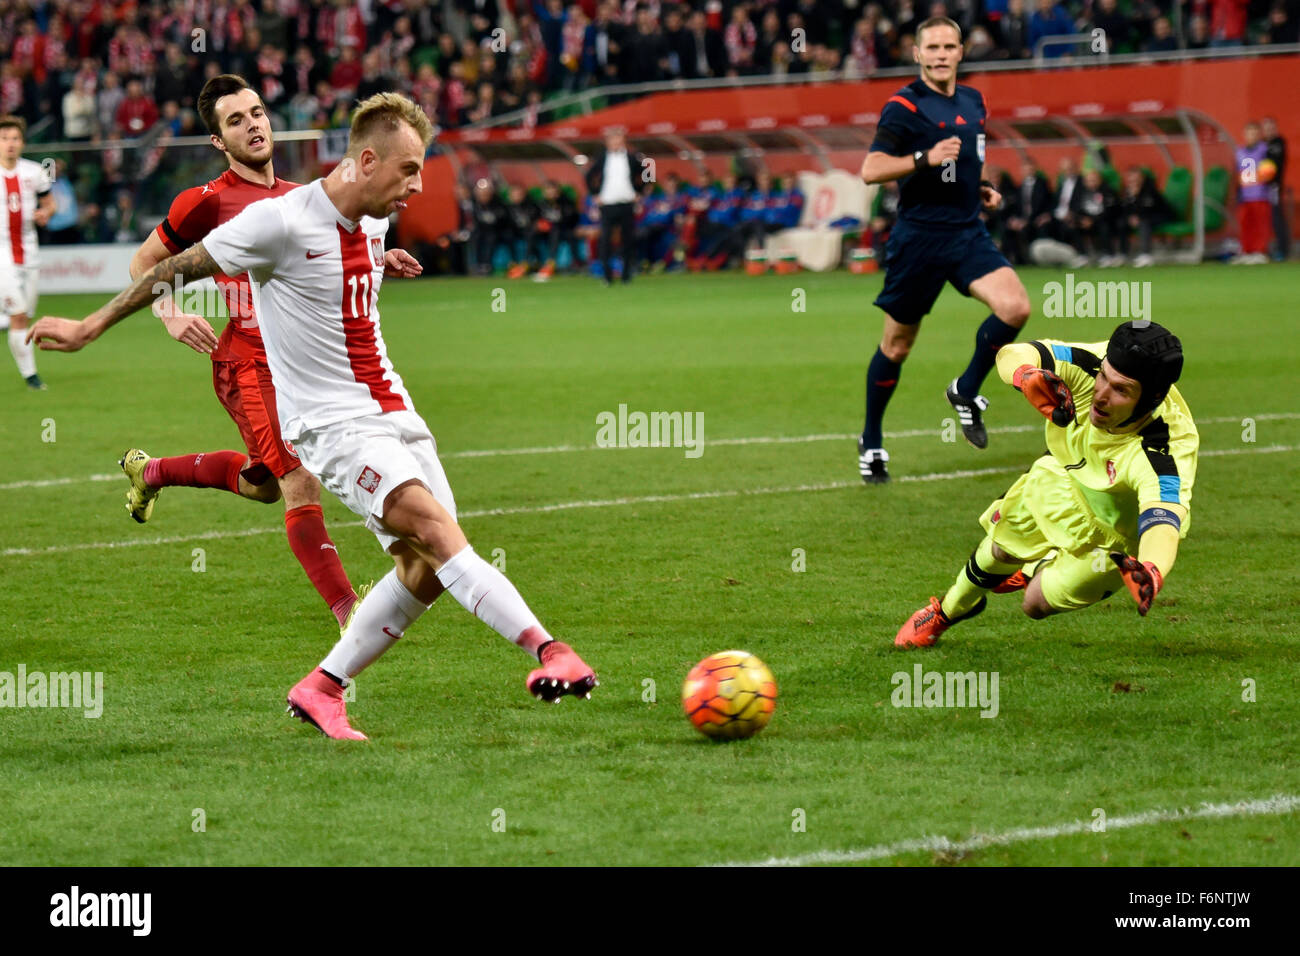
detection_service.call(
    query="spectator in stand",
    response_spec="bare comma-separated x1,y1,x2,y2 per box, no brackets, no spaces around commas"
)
626,6,669,83
587,3,624,86
1002,161,1053,265
1028,0,1077,59
1234,121,1272,263
115,76,158,136
1071,167,1121,265
357,50,399,102
1187,15,1211,49
1144,17,1179,52
724,4,758,76
1209,0,1249,46
965,24,997,60
561,4,592,90
753,10,785,75
62,73,97,141
1090,0,1134,52
536,0,567,90
1266,1,1299,43
96,71,125,135
997,0,1033,58
470,178,507,275
330,45,364,96
1261,116,1289,260
1117,166,1172,266
682,9,727,79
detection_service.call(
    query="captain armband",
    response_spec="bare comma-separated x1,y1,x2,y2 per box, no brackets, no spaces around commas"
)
1138,507,1181,536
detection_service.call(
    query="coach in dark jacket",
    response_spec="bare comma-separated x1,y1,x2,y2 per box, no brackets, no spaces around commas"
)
585,129,650,284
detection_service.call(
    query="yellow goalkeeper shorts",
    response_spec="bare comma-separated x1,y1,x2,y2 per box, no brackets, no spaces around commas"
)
979,455,1128,611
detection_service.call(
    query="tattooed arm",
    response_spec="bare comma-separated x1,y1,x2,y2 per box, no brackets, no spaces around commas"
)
28,242,222,353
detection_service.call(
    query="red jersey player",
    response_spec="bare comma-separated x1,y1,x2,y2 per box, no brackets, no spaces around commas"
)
30,93,598,740
122,74,358,630
0,115,56,390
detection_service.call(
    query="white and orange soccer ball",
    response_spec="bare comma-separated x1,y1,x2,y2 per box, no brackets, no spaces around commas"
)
682,651,777,740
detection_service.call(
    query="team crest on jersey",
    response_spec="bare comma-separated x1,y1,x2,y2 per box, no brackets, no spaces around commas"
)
1106,459,1117,485
976,133,986,162
371,237,384,267
357,466,382,493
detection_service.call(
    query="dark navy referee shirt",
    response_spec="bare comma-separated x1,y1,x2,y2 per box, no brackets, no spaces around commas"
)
868,79,989,228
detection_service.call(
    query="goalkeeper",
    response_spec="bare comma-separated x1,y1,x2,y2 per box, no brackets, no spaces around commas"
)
895,320,1196,647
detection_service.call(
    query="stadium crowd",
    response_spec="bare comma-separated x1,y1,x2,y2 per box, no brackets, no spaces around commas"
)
2,0,1297,145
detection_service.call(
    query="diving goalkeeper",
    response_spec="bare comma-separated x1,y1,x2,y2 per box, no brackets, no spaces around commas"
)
895,320,1196,647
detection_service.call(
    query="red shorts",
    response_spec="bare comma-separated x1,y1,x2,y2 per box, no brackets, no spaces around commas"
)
211,359,300,484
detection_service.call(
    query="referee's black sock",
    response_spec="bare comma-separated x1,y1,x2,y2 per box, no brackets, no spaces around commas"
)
956,314,1020,398
862,347,901,449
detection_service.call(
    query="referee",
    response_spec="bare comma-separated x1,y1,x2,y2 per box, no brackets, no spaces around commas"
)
857,17,1031,483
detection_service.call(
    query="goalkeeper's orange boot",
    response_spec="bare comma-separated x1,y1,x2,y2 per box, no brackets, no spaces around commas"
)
526,640,598,702
993,570,1029,593
286,667,368,740
894,595,987,648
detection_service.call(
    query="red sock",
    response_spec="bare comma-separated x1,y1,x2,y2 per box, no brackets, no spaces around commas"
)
284,504,356,626
143,450,245,493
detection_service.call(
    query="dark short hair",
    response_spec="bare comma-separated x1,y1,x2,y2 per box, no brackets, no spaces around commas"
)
916,16,962,43
0,114,26,138
197,74,263,137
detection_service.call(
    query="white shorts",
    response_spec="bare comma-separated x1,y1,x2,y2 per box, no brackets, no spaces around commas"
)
0,263,38,318
293,410,458,552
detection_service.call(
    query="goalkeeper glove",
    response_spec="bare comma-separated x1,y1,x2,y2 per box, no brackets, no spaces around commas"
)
1012,365,1076,426
1109,553,1164,616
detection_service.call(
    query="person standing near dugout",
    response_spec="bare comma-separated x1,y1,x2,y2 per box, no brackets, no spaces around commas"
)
857,16,1031,484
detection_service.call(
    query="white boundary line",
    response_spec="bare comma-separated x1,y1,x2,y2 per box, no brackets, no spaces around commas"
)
1,443,1295,558
711,793,1300,867
2,412,1295,492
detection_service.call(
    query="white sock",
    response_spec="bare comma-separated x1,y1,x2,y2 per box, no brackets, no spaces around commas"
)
319,569,429,682
435,545,552,655
8,328,36,378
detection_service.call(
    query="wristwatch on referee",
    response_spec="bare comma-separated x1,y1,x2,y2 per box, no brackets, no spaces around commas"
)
913,149,930,170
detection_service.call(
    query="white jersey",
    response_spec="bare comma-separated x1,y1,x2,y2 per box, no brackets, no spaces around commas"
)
0,158,51,267
203,179,415,440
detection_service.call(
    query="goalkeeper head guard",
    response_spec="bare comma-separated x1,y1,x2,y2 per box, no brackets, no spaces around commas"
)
1106,321,1184,424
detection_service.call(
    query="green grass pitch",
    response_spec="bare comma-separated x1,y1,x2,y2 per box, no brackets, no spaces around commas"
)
1,265,1298,866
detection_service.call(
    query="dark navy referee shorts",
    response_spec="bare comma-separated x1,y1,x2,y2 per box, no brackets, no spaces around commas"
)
873,218,1011,325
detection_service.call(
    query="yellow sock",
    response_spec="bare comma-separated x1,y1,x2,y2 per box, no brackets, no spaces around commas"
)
941,536,1022,619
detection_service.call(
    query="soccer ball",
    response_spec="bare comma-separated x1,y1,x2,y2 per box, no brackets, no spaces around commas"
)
682,651,777,740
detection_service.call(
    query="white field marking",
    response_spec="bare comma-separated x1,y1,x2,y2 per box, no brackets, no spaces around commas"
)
712,793,1300,867
1,443,1295,559
2,413,1296,492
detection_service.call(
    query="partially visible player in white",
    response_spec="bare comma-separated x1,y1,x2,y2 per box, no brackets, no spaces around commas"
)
0,115,56,389
29,93,598,740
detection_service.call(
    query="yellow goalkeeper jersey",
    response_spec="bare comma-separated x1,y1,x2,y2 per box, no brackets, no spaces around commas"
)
1022,339,1199,545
